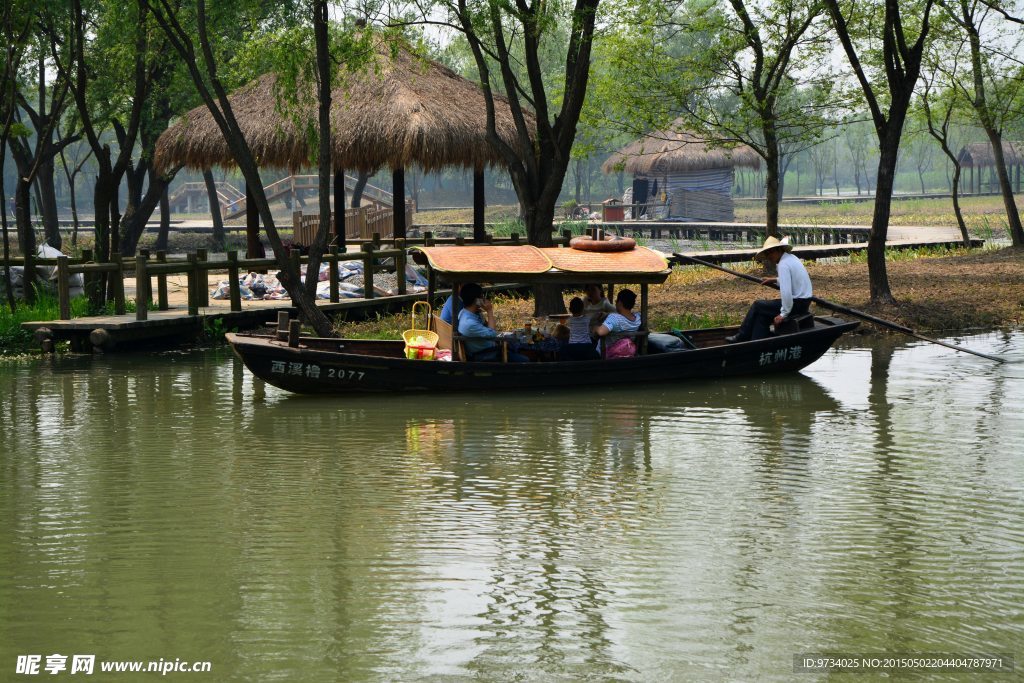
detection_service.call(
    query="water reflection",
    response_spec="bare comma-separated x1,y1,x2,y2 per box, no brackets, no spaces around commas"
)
0,332,1022,680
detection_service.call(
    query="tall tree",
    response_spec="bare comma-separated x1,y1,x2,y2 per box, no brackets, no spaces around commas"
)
144,0,338,335
1,0,34,311
824,0,937,303
920,61,972,244
402,0,601,313
938,0,1024,245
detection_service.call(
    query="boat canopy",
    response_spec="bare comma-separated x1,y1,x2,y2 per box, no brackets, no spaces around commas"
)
412,245,671,284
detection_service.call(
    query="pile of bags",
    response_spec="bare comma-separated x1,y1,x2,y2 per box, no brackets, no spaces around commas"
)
0,244,85,301
210,260,429,301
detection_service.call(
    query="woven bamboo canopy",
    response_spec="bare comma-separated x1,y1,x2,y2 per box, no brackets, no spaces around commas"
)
602,121,761,176
957,141,1024,168
154,40,530,174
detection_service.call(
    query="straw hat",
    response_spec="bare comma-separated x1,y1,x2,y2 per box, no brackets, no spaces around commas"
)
753,235,793,261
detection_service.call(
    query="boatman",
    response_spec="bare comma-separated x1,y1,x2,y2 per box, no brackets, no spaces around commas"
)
725,236,813,343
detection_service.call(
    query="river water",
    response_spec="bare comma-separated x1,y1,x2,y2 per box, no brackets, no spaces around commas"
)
1,331,1022,681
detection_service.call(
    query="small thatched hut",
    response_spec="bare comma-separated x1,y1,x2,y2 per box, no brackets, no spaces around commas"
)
957,141,1023,194
154,38,531,248
602,123,760,222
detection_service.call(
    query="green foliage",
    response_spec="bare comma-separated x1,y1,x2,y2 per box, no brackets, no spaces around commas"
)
200,316,234,343
0,292,91,354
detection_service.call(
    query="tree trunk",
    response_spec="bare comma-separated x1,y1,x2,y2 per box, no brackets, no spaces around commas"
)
203,168,224,250
156,186,170,252
983,130,1024,246
867,133,899,304
351,171,368,208
36,157,61,249
120,169,173,255
0,148,15,312
15,174,35,304
764,145,781,238
950,164,970,247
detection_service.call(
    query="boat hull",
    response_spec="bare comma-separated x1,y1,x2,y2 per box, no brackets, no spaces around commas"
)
227,317,859,395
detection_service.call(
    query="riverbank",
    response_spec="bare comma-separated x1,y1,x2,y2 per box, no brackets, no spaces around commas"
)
334,246,1024,338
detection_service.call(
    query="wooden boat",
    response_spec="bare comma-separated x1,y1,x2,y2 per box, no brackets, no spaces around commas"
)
227,245,859,395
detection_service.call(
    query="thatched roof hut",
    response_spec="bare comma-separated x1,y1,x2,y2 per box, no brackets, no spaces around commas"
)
601,123,761,223
957,140,1023,168
601,125,761,176
154,41,529,174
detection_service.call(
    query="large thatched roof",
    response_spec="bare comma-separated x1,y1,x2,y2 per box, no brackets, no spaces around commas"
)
602,122,761,175
958,140,1023,168
154,41,530,174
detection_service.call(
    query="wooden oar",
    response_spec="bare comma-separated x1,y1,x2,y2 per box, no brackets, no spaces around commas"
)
674,253,1006,364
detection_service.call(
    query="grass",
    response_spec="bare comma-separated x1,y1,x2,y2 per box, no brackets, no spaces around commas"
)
735,194,1021,237
0,291,93,355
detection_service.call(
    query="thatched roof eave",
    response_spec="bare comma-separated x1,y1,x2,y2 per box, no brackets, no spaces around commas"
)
154,42,533,175
602,122,762,176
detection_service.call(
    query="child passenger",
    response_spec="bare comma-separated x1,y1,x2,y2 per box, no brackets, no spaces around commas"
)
560,297,600,361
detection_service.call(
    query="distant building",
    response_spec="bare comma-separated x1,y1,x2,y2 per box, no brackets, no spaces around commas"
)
602,122,760,222
957,141,1023,194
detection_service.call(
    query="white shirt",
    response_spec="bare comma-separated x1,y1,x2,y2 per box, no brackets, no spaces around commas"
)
777,252,813,318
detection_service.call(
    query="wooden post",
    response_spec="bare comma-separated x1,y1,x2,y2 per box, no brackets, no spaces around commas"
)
227,250,241,312
473,168,486,241
427,267,436,306
187,253,199,316
245,182,262,258
287,319,301,347
328,245,340,302
639,283,649,355
395,238,407,295
392,167,406,238
156,250,169,310
56,255,71,320
277,311,289,341
334,169,346,252
424,230,434,247
510,232,520,245
111,253,125,315
372,231,381,247
361,242,374,299
135,254,149,321
196,248,209,307
139,249,152,306
455,235,465,246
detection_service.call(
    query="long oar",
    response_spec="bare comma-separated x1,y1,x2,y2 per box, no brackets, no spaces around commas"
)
674,253,1006,364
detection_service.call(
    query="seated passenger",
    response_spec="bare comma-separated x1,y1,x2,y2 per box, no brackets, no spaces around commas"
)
596,289,640,358
457,283,528,363
582,284,615,325
560,296,599,361
440,281,479,324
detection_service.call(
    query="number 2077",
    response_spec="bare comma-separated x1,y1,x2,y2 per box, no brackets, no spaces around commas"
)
327,368,365,381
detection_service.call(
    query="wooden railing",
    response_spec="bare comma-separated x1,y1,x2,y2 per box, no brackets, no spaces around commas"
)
7,229,575,323
291,201,415,246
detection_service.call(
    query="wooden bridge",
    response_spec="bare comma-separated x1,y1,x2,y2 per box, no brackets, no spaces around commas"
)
167,174,396,219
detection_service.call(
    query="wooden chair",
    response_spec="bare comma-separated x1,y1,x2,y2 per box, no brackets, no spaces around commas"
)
431,314,452,350
434,314,508,362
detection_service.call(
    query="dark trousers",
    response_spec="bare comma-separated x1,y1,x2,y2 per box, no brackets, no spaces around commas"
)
736,298,811,341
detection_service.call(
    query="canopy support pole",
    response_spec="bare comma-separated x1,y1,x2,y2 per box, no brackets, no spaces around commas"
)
392,167,406,240
334,170,346,252
473,168,486,242
245,182,262,259
640,283,649,355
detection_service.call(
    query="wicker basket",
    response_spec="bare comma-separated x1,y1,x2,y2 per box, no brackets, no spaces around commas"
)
403,302,439,359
